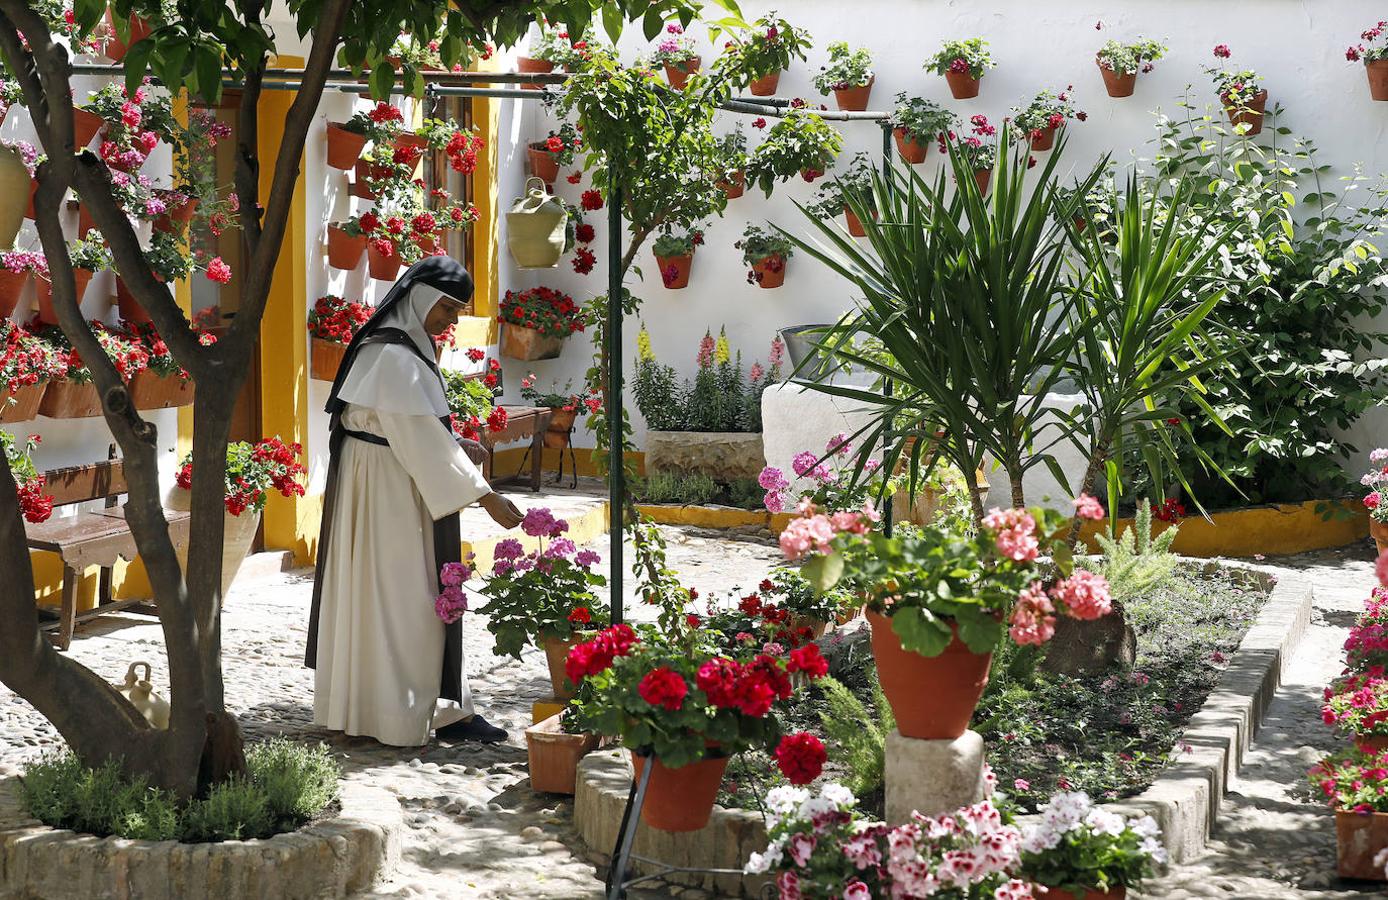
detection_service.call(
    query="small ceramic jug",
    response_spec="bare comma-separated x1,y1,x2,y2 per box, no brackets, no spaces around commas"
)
114,661,170,729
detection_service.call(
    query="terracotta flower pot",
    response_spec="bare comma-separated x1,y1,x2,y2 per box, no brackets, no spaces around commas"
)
1029,124,1060,151
526,713,599,795
72,107,103,149
517,55,554,90
1223,89,1268,136
116,277,153,327
894,127,930,164
165,485,261,596
527,145,560,184
1369,61,1388,101
543,637,580,701
310,337,348,381
1357,733,1388,754
544,407,578,449
394,131,428,154
832,76,874,112
751,253,787,289
718,169,745,199
350,156,379,200
0,268,29,316
945,70,981,99
664,57,702,90
38,379,103,419
1081,888,1127,900
152,195,199,235
35,269,92,325
129,369,193,410
325,122,367,169
0,382,46,423
500,323,565,361
630,752,728,832
790,615,829,640
975,169,992,196
1099,62,1138,98
749,71,781,96
1336,808,1388,880
867,608,992,739
844,207,867,237
326,224,367,270
1371,517,1388,554
367,242,403,281
654,253,693,289
103,11,151,63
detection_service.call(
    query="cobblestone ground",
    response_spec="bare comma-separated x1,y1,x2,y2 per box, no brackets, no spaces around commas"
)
1,526,1383,899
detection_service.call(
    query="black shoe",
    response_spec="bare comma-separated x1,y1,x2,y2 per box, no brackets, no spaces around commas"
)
436,715,507,744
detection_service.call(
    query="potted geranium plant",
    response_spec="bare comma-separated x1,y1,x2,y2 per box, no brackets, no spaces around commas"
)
1322,669,1388,753
519,374,600,449
745,109,843,195
1012,87,1085,151
737,224,795,289
787,501,1114,739
1346,590,1388,673
1346,22,1388,101
717,11,810,96
1362,448,1388,552
890,93,955,164
0,250,42,318
498,285,584,360
649,22,701,89
326,101,403,169
35,233,108,324
1309,747,1388,880
1095,38,1167,98
307,295,372,381
518,25,566,86
812,41,875,111
1020,792,1167,899
442,364,508,441
1207,46,1267,135
927,37,996,99
650,226,705,289
809,152,875,237
0,321,64,424
33,322,149,419
715,126,748,199
123,322,205,411
1,431,54,523
527,122,582,184
951,115,999,194
707,568,852,644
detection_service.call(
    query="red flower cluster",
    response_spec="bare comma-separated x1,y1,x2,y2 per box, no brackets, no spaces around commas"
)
575,223,595,243
788,644,828,678
638,666,688,710
486,405,508,433
580,189,604,211
308,295,372,345
773,731,826,785
368,101,404,124
565,624,640,682
498,286,585,339
734,590,817,647
16,474,53,524
572,246,596,275
445,131,484,174
695,653,799,718
1154,496,1186,523
176,437,307,517
568,606,592,625
0,322,64,394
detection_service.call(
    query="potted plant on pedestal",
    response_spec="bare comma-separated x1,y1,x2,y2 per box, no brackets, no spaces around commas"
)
519,374,600,449
813,41,875,111
1346,22,1388,101
1020,792,1167,899
715,126,748,199
649,22,701,89
498,285,584,360
307,295,372,381
809,152,875,237
527,122,582,185
1012,87,1085,152
1095,38,1167,97
1310,747,1388,880
746,109,842,194
737,223,795,288
1207,46,1267,135
1361,448,1388,552
890,93,956,164
716,11,810,97
927,37,996,99
0,321,64,424
650,226,704,289
1,431,54,523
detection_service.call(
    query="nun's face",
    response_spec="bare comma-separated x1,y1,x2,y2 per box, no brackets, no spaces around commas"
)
423,295,470,335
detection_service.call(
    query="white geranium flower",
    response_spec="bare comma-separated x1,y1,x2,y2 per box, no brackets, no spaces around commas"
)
821,782,855,809
744,842,784,875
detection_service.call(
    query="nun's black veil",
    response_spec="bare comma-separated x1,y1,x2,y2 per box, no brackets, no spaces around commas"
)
305,257,477,705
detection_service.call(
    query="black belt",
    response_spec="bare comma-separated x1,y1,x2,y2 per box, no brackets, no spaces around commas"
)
343,428,389,447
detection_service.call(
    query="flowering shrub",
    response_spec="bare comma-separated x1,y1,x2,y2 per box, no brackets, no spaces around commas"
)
498,286,584,339
0,321,65,395
716,12,810,84
1019,791,1165,894
812,41,873,93
0,250,46,278
745,110,843,196
759,433,884,515
1309,746,1388,813
1346,20,1388,63
1095,38,1167,75
1011,87,1086,141
648,22,698,67
703,569,852,646
1321,667,1388,740
926,37,996,80
84,82,172,174
891,93,956,142
307,295,372,345
175,437,307,517
415,116,485,174
32,322,149,384
529,122,583,167
2,431,53,524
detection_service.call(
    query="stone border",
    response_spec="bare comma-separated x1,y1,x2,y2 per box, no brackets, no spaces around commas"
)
1105,566,1315,863
0,779,402,899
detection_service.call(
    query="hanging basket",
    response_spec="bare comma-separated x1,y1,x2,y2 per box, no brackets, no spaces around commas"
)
526,145,560,184
0,381,46,423
152,194,199,235
116,276,155,327
310,337,349,381
326,224,367,270
500,322,565,361
35,269,93,325
103,11,151,63
893,127,930,164
832,76,874,112
654,252,693,289
506,177,568,269
1098,62,1138,98
944,70,982,99
1029,124,1060,152
1368,60,1388,101
664,57,702,90
367,242,403,281
717,169,745,200
72,108,103,149
38,379,104,419
516,56,555,90
750,253,787,289
325,122,368,170
748,70,782,96
0,268,29,318
129,369,194,410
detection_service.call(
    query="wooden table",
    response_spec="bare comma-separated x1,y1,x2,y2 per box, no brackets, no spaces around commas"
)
477,405,552,492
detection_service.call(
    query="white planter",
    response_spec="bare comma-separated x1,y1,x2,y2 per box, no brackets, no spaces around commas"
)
164,487,261,598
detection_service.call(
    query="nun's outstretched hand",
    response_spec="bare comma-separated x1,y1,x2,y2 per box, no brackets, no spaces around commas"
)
480,491,524,529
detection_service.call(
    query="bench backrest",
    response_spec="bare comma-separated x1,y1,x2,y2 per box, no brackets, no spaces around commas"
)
43,460,127,507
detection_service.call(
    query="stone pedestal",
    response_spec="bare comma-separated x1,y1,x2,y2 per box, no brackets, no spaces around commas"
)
884,728,987,825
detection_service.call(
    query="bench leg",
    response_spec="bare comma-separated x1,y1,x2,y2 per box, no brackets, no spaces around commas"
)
57,565,78,651
98,566,113,607
530,431,543,492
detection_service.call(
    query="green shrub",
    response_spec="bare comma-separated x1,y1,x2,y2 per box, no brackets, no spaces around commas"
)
182,777,273,842
19,755,181,842
247,738,340,826
1091,498,1179,603
816,674,894,798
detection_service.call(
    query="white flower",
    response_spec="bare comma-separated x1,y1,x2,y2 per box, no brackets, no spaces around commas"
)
821,782,855,809
1141,836,1169,865
1131,815,1161,839
797,796,836,823
744,842,783,875
766,785,808,820
1372,448,1388,463
1084,807,1127,837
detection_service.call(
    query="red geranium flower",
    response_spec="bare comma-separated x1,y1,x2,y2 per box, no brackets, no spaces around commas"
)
638,666,688,711
580,189,603,211
773,732,826,785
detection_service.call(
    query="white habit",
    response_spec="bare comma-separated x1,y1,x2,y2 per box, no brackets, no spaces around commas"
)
312,287,491,746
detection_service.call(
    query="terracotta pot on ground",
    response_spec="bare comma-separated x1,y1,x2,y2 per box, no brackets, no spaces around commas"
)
38,379,103,419
367,242,403,281
326,224,367,270
974,169,992,196
893,127,930,164
1369,61,1388,101
152,195,199,235
1372,517,1388,554
1336,808,1388,880
749,71,781,96
0,268,29,316
717,169,745,199
1029,124,1060,151
166,485,261,597
544,407,577,449
527,145,560,184
867,608,992,740
1224,89,1268,136
844,207,867,237
832,76,875,112
0,382,46,423
664,57,702,90
751,254,787,289
1356,734,1388,754
500,323,565,361
945,70,981,99
310,338,348,381
116,277,154,327
129,370,193,410
526,713,600,795
654,253,693,289
1099,62,1138,98
542,637,580,700
72,108,103,149
517,55,555,90
630,752,728,832
35,269,92,325
1081,889,1126,900
325,123,367,169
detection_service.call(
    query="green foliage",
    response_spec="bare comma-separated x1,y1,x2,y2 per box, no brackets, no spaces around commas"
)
811,40,873,93
182,778,272,842
1091,499,1179,603
712,10,810,84
735,223,795,266
809,152,876,219
636,471,719,505
245,738,341,826
632,326,764,433
745,111,843,196
889,93,956,141
1095,38,1166,76
816,674,893,797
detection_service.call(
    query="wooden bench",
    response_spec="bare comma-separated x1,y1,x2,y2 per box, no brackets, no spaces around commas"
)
475,405,552,492
24,451,190,649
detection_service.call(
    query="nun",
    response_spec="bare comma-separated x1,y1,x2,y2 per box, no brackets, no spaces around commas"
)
306,257,523,747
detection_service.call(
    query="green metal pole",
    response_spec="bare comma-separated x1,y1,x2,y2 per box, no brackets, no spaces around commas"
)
880,122,895,538
607,172,625,625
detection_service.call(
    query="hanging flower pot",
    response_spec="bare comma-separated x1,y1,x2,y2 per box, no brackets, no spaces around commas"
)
1336,809,1388,880
1371,518,1388,554
35,269,93,325
500,323,565,361
664,56,702,90
525,713,599,795
325,122,368,169
945,70,982,99
1223,89,1268,136
843,208,867,238
526,144,560,185
326,223,367,270
974,169,992,196
749,70,781,96
867,608,992,739
72,107,103,149
544,407,578,449
103,11,152,63
1029,125,1060,152
654,253,693,290
129,369,193,410
116,277,154,327
24,179,37,220
0,268,29,317
893,128,930,164
351,157,385,200
152,194,199,235
76,202,96,239
1098,63,1138,98
0,382,46,423
506,178,568,269
629,751,728,832
832,76,875,112
1369,60,1388,101
717,169,745,199
310,337,349,381
367,241,403,281
750,253,787,289
543,637,581,700
394,131,428,155
517,55,555,90
38,379,103,419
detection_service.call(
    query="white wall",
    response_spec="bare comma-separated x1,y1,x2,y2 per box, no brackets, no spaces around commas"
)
493,0,1388,477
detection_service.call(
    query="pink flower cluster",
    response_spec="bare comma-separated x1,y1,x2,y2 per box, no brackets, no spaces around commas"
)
434,558,475,624
778,500,878,561
982,506,1039,562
